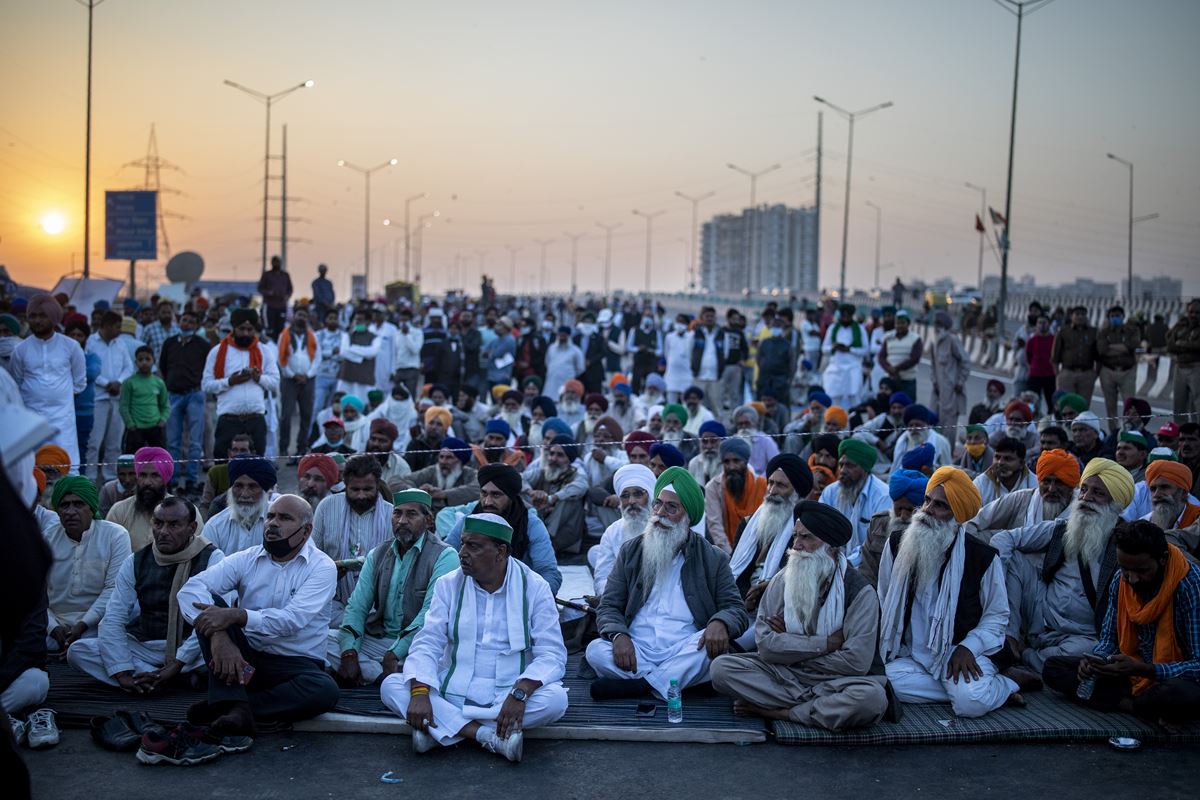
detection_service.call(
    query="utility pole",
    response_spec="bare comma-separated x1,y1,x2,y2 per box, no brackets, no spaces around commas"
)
965,182,987,290
865,201,882,289
631,210,664,294
280,125,288,271
337,157,397,296
403,192,426,282
815,112,822,292
121,123,186,263
562,231,586,297
595,222,622,295
674,190,714,291
79,0,106,278
534,238,555,294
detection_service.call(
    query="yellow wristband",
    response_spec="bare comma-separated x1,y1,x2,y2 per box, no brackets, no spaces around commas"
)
410,686,429,697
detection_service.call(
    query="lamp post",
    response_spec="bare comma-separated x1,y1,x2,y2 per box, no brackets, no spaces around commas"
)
595,221,622,295
224,77,314,276
813,96,893,300
727,163,781,293
865,201,882,290
674,190,714,291
338,157,397,296
562,231,586,297
1106,153,1134,303
504,245,522,294
403,192,426,282
534,238,555,294
79,0,107,278
631,210,664,294
411,211,439,283
965,182,987,289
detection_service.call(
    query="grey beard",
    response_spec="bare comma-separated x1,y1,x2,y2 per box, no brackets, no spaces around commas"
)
908,429,929,446
301,488,323,511
1006,425,1026,439
837,476,866,508
543,463,566,483
639,514,690,589
887,509,911,538
560,400,581,415
436,464,463,490
1041,495,1070,521
783,547,837,634
893,511,957,592
621,504,649,534
1150,497,1185,532
227,489,268,531
527,422,544,447
755,494,795,564
500,410,524,431
1064,499,1119,565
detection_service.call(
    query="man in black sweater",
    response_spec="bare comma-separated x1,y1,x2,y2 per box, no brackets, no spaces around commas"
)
159,309,213,495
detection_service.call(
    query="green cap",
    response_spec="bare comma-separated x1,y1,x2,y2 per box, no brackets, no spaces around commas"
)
1118,431,1149,450
463,512,513,544
117,453,136,466
393,489,432,508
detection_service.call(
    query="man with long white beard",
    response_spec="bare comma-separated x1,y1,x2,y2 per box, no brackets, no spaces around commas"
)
879,467,1024,718
860,469,927,588
993,458,1134,686
729,454,814,608
711,502,890,731
201,455,277,555
524,438,590,554
587,467,748,700
557,379,587,430
966,449,1080,541
817,438,890,565
659,403,692,459
608,381,639,435
398,438,479,513
732,405,780,476
688,421,725,485
493,390,529,442
575,393,610,444
1143,461,1200,558
589,464,656,597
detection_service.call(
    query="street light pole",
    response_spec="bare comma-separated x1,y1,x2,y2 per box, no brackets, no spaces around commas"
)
595,221,622,295
674,190,715,291
505,245,522,294
79,0,107,278
813,96,893,300
562,231,586,297
412,212,439,284
224,77,314,276
534,238,555,294
403,192,426,282
631,210,664,294
865,201,882,290
965,182,987,289
1106,153,1134,303
337,157,397,296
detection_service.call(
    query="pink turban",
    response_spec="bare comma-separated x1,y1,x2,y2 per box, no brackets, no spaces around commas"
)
26,293,64,327
134,446,175,485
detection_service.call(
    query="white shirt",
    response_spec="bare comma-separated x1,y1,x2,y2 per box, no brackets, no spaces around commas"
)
697,327,719,381
86,333,135,402
98,548,226,674
178,538,336,659
43,519,132,630
202,506,266,555
201,340,281,415
663,331,695,393
592,518,640,596
973,468,1038,507
819,475,891,565
394,323,424,371
629,556,698,659
279,329,321,379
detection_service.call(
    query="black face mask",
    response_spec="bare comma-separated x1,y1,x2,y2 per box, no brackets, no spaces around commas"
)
293,319,307,331
263,529,302,558
234,334,254,348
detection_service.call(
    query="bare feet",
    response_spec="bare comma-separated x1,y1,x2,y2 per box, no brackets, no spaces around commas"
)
209,702,256,737
1004,692,1026,709
732,699,789,720
1002,666,1043,693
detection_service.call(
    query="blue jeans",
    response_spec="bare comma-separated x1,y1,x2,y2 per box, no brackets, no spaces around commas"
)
166,390,205,484
313,375,339,420
76,414,94,464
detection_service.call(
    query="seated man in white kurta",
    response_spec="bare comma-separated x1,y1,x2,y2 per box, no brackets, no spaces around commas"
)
380,513,568,763
586,466,748,701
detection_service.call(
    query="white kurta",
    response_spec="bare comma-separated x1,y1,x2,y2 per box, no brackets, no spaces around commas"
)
590,519,640,596
818,476,891,565
663,331,695,395
820,323,868,407
973,469,1038,508
9,333,87,469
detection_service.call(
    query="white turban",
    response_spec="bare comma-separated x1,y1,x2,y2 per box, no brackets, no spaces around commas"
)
613,464,655,497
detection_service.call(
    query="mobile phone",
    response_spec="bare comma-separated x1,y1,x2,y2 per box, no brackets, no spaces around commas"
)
1084,653,1110,665
635,701,656,717
241,664,256,684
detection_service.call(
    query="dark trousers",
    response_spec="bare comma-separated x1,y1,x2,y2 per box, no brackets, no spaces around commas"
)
1026,374,1057,416
1042,655,1200,725
279,377,315,456
123,426,166,452
196,609,339,723
264,306,287,340
394,368,421,403
214,413,267,460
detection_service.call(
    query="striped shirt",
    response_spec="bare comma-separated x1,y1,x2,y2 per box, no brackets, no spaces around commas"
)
1093,562,1200,683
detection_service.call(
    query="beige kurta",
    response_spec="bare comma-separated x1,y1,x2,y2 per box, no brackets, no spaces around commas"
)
710,568,887,731
106,495,206,553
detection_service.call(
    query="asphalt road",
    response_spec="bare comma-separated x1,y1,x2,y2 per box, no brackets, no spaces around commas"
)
24,728,1196,800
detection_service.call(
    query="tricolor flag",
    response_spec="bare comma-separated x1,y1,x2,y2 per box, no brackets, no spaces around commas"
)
975,214,985,233
988,207,1007,226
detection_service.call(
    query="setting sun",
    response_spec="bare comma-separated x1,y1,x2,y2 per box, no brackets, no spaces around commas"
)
40,211,66,236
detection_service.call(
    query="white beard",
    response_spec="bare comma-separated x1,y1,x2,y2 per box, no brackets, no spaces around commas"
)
783,547,836,634
837,475,865,508
1064,498,1119,565
560,399,581,415
662,430,683,446
1041,495,1070,521
738,429,755,444
908,428,929,446
543,463,566,484
1150,496,1185,531
887,509,911,539
500,410,524,432
754,493,795,564
435,463,463,490
621,503,649,536
893,511,957,592
227,489,269,531
700,451,720,479
639,514,690,589
583,416,599,433
527,421,544,447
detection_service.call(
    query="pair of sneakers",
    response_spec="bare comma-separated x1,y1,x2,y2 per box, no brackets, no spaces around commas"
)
9,709,59,750
411,726,523,762
136,722,253,766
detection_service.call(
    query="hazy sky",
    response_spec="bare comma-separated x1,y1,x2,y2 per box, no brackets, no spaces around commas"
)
2,0,1198,299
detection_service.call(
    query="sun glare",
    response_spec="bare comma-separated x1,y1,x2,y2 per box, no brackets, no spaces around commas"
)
41,211,66,235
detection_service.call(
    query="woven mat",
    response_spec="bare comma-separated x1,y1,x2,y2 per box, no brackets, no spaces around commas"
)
772,689,1200,745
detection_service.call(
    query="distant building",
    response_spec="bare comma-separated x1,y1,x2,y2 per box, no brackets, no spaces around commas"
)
1130,275,1182,302
699,204,818,295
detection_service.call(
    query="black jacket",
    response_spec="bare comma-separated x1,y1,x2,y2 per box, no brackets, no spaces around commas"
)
159,334,213,394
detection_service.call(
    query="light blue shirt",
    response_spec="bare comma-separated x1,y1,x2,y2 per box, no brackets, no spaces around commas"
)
436,501,562,595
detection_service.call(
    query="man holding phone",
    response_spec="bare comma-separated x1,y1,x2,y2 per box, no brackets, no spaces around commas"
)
1043,520,1200,730
202,308,280,459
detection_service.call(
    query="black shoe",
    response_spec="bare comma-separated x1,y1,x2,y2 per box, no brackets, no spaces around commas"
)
883,680,904,724
90,715,141,752
135,725,222,766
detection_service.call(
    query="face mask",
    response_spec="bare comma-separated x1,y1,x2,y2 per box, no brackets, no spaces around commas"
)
641,318,654,331
966,443,987,459
1110,315,1123,326
179,328,195,338
263,529,301,558
354,324,368,332
542,320,554,331
673,322,687,334
770,327,783,337
579,323,596,336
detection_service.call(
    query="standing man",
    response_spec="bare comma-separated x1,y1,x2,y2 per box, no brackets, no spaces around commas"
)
930,310,970,441
1052,305,1099,400
877,309,923,401
628,310,661,395
257,255,293,339
311,264,335,322
573,311,606,394
140,300,180,365
9,294,87,469
160,309,212,496
820,304,869,410
1167,298,1200,421
202,308,281,458
86,311,136,482
278,308,321,459
690,306,725,415
1096,305,1141,436
313,310,343,421
458,308,483,394
336,308,381,401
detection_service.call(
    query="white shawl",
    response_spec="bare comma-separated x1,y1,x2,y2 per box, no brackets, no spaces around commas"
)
729,506,792,583
879,526,966,667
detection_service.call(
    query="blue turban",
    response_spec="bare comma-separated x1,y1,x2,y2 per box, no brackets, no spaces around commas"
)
902,404,932,425
227,454,278,490
93,299,110,311
549,433,578,455
889,391,912,408
341,395,365,413
718,436,751,463
889,468,928,506
645,373,667,393
440,436,472,464
557,325,572,335
613,382,631,397
698,420,727,438
649,442,686,469
543,417,573,440
901,442,935,471
485,418,511,438
809,390,832,408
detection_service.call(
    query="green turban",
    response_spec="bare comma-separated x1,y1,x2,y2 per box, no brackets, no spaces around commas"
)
653,466,704,526
662,403,689,425
51,475,100,519
838,437,878,473
1057,393,1088,413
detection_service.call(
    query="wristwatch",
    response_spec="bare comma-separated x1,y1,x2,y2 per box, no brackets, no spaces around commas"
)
604,631,628,643
509,687,528,702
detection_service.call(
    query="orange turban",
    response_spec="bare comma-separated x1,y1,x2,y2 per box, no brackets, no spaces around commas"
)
33,467,47,496
749,401,767,419
927,466,982,524
1036,448,1081,488
1146,460,1193,493
35,445,70,471
824,406,849,428
424,406,452,428
609,373,629,390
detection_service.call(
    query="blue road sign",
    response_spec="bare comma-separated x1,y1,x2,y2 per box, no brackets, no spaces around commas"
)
105,190,157,260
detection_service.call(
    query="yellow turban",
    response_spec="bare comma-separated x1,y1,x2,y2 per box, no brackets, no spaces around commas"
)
1080,457,1135,510
424,406,452,428
927,466,982,524
490,384,511,402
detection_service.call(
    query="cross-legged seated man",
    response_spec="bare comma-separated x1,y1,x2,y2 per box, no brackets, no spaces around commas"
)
178,494,339,741
380,513,568,762
878,467,1024,718
711,501,889,731
587,466,748,700
328,490,459,686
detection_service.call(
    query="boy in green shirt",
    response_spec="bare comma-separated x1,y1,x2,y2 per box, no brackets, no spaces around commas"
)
120,345,170,451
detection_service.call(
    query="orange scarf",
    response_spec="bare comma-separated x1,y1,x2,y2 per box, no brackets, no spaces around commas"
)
1117,544,1190,696
722,472,766,546
1179,503,1200,530
278,326,316,367
213,334,263,379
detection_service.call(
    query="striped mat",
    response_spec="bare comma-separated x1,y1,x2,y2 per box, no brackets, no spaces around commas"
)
772,689,1200,745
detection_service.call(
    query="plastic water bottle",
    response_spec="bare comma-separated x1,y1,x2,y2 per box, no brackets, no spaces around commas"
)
666,678,683,724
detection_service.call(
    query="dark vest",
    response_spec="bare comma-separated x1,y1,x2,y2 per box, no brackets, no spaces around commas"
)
128,544,217,642
690,325,727,376
364,533,452,639
602,326,623,372
888,531,997,646
1040,520,1118,631
338,329,377,385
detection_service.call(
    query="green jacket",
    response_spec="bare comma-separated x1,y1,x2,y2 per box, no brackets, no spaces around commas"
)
119,372,169,429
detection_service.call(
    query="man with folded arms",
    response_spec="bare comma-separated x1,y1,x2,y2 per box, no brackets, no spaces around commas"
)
329,490,458,686
711,502,889,731
587,467,748,700
382,513,568,762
